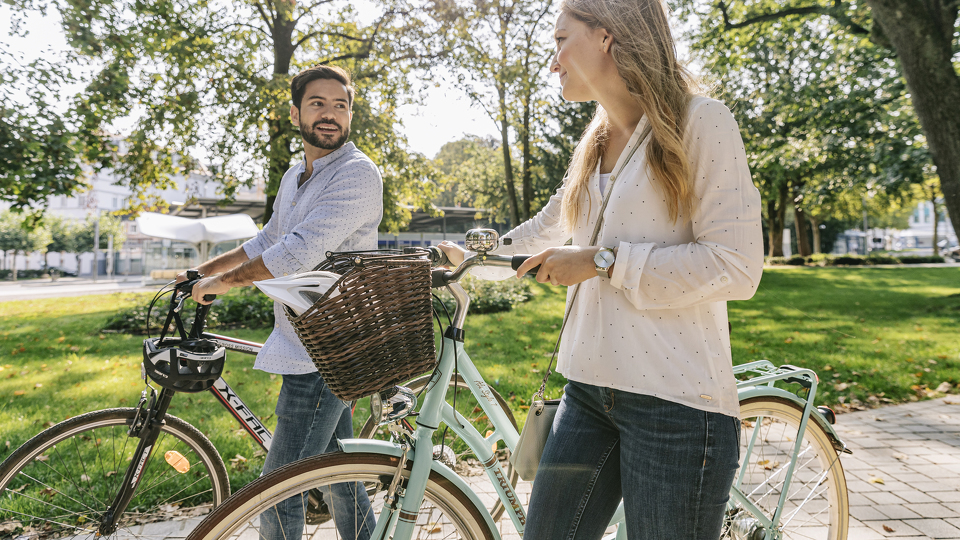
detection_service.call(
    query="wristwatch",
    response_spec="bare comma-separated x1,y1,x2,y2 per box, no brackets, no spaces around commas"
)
594,247,616,278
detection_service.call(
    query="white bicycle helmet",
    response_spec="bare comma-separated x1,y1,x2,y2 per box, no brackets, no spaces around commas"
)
253,271,342,315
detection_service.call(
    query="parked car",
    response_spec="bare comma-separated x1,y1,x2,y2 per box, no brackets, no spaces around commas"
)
45,266,78,278
942,246,960,262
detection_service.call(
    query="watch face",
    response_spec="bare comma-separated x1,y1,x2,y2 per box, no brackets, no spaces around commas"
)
594,249,615,268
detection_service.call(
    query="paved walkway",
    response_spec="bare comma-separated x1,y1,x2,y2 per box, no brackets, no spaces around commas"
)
137,397,960,539
835,397,960,539
0,276,155,301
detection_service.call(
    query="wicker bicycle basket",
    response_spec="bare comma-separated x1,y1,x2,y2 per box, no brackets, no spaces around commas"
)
287,249,436,401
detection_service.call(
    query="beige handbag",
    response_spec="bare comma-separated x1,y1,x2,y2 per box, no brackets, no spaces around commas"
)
509,127,649,481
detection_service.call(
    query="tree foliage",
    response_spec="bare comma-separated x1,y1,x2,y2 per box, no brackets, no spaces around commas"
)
0,211,52,280
444,0,555,227
679,0,930,255
4,0,450,228
675,0,959,253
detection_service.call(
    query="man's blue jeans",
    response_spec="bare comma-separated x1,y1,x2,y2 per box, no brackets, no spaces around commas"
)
524,381,740,540
259,372,375,540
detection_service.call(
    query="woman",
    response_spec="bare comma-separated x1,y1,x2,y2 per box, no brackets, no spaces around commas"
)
442,0,762,536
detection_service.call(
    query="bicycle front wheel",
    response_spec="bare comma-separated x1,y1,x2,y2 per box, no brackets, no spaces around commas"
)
187,451,494,540
358,373,519,522
0,408,230,540
726,396,849,540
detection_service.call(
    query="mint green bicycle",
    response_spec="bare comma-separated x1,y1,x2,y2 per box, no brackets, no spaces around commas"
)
185,229,850,540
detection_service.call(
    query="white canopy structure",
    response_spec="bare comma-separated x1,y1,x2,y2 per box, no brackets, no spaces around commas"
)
136,212,260,262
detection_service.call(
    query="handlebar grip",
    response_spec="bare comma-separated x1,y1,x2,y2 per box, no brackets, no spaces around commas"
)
427,246,450,267
510,255,541,276
203,294,217,302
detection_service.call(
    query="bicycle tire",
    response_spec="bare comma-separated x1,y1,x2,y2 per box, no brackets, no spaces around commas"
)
0,408,230,540
186,451,495,540
724,396,849,540
357,373,519,522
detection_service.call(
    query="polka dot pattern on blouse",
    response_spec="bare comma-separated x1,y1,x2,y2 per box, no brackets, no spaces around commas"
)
494,97,763,418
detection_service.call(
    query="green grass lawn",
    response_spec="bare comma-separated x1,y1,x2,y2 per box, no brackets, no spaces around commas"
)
1,266,959,491
729,266,960,409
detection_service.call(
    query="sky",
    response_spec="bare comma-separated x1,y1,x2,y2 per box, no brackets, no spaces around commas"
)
0,4,503,159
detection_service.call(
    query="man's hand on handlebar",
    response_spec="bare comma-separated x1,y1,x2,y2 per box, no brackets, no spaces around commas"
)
192,276,230,305
175,269,196,284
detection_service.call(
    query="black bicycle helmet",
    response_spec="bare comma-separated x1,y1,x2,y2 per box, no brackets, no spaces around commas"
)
142,337,225,393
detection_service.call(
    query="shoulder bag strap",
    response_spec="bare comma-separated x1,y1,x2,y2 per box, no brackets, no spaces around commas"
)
533,123,651,401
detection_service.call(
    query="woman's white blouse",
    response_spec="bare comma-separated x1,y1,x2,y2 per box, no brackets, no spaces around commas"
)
496,97,763,418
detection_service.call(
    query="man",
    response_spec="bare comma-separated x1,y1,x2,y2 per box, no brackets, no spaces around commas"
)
179,65,380,539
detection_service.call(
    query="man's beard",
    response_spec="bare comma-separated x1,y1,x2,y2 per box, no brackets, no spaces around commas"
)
300,119,350,150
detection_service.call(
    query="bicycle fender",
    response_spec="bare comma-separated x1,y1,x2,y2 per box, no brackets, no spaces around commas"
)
337,438,503,540
737,386,851,454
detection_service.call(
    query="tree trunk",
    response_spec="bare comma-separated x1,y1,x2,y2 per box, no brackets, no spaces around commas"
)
867,0,960,256
932,195,940,256
498,85,520,227
11,251,17,281
794,205,812,257
766,181,789,257
520,93,533,222
809,215,822,254
262,5,298,225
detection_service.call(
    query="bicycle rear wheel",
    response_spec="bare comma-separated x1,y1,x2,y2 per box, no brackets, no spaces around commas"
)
186,451,494,540
726,396,849,540
0,408,229,540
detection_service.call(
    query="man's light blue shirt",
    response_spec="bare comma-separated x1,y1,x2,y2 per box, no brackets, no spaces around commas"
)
242,142,383,374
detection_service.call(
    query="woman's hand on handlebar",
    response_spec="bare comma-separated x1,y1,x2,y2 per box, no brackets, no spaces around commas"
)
437,241,467,268
516,246,601,286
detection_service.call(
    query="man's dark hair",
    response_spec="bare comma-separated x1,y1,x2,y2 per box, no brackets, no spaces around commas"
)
291,65,355,110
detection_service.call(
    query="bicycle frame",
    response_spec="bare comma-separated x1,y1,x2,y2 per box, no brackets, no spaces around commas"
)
360,281,521,540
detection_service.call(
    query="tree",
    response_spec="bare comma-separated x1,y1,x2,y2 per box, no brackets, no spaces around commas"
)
0,47,89,222
5,0,448,227
72,214,126,274
0,211,52,280
433,136,509,222
447,0,554,227
676,0,960,255
44,214,78,271
682,2,929,256
913,176,947,255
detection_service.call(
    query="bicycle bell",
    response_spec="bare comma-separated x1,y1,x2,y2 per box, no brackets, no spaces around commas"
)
465,228,499,254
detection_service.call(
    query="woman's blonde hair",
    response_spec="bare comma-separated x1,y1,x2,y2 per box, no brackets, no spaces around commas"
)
559,0,699,231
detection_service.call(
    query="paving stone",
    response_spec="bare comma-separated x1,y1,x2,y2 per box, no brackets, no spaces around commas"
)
913,482,959,493
874,505,923,520
847,526,887,539
865,520,923,536
902,519,960,538
894,490,941,504
932,492,960,503
865,492,910,505
853,505,899,521
903,503,957,519
849,479,884,493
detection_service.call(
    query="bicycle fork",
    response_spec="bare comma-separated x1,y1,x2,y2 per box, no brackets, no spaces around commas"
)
97,386,175,536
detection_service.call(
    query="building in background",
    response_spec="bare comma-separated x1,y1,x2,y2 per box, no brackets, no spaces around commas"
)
0,165,266,278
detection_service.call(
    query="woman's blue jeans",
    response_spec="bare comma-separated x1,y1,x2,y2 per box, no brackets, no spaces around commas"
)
524,381,740,540
259,372,375,540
